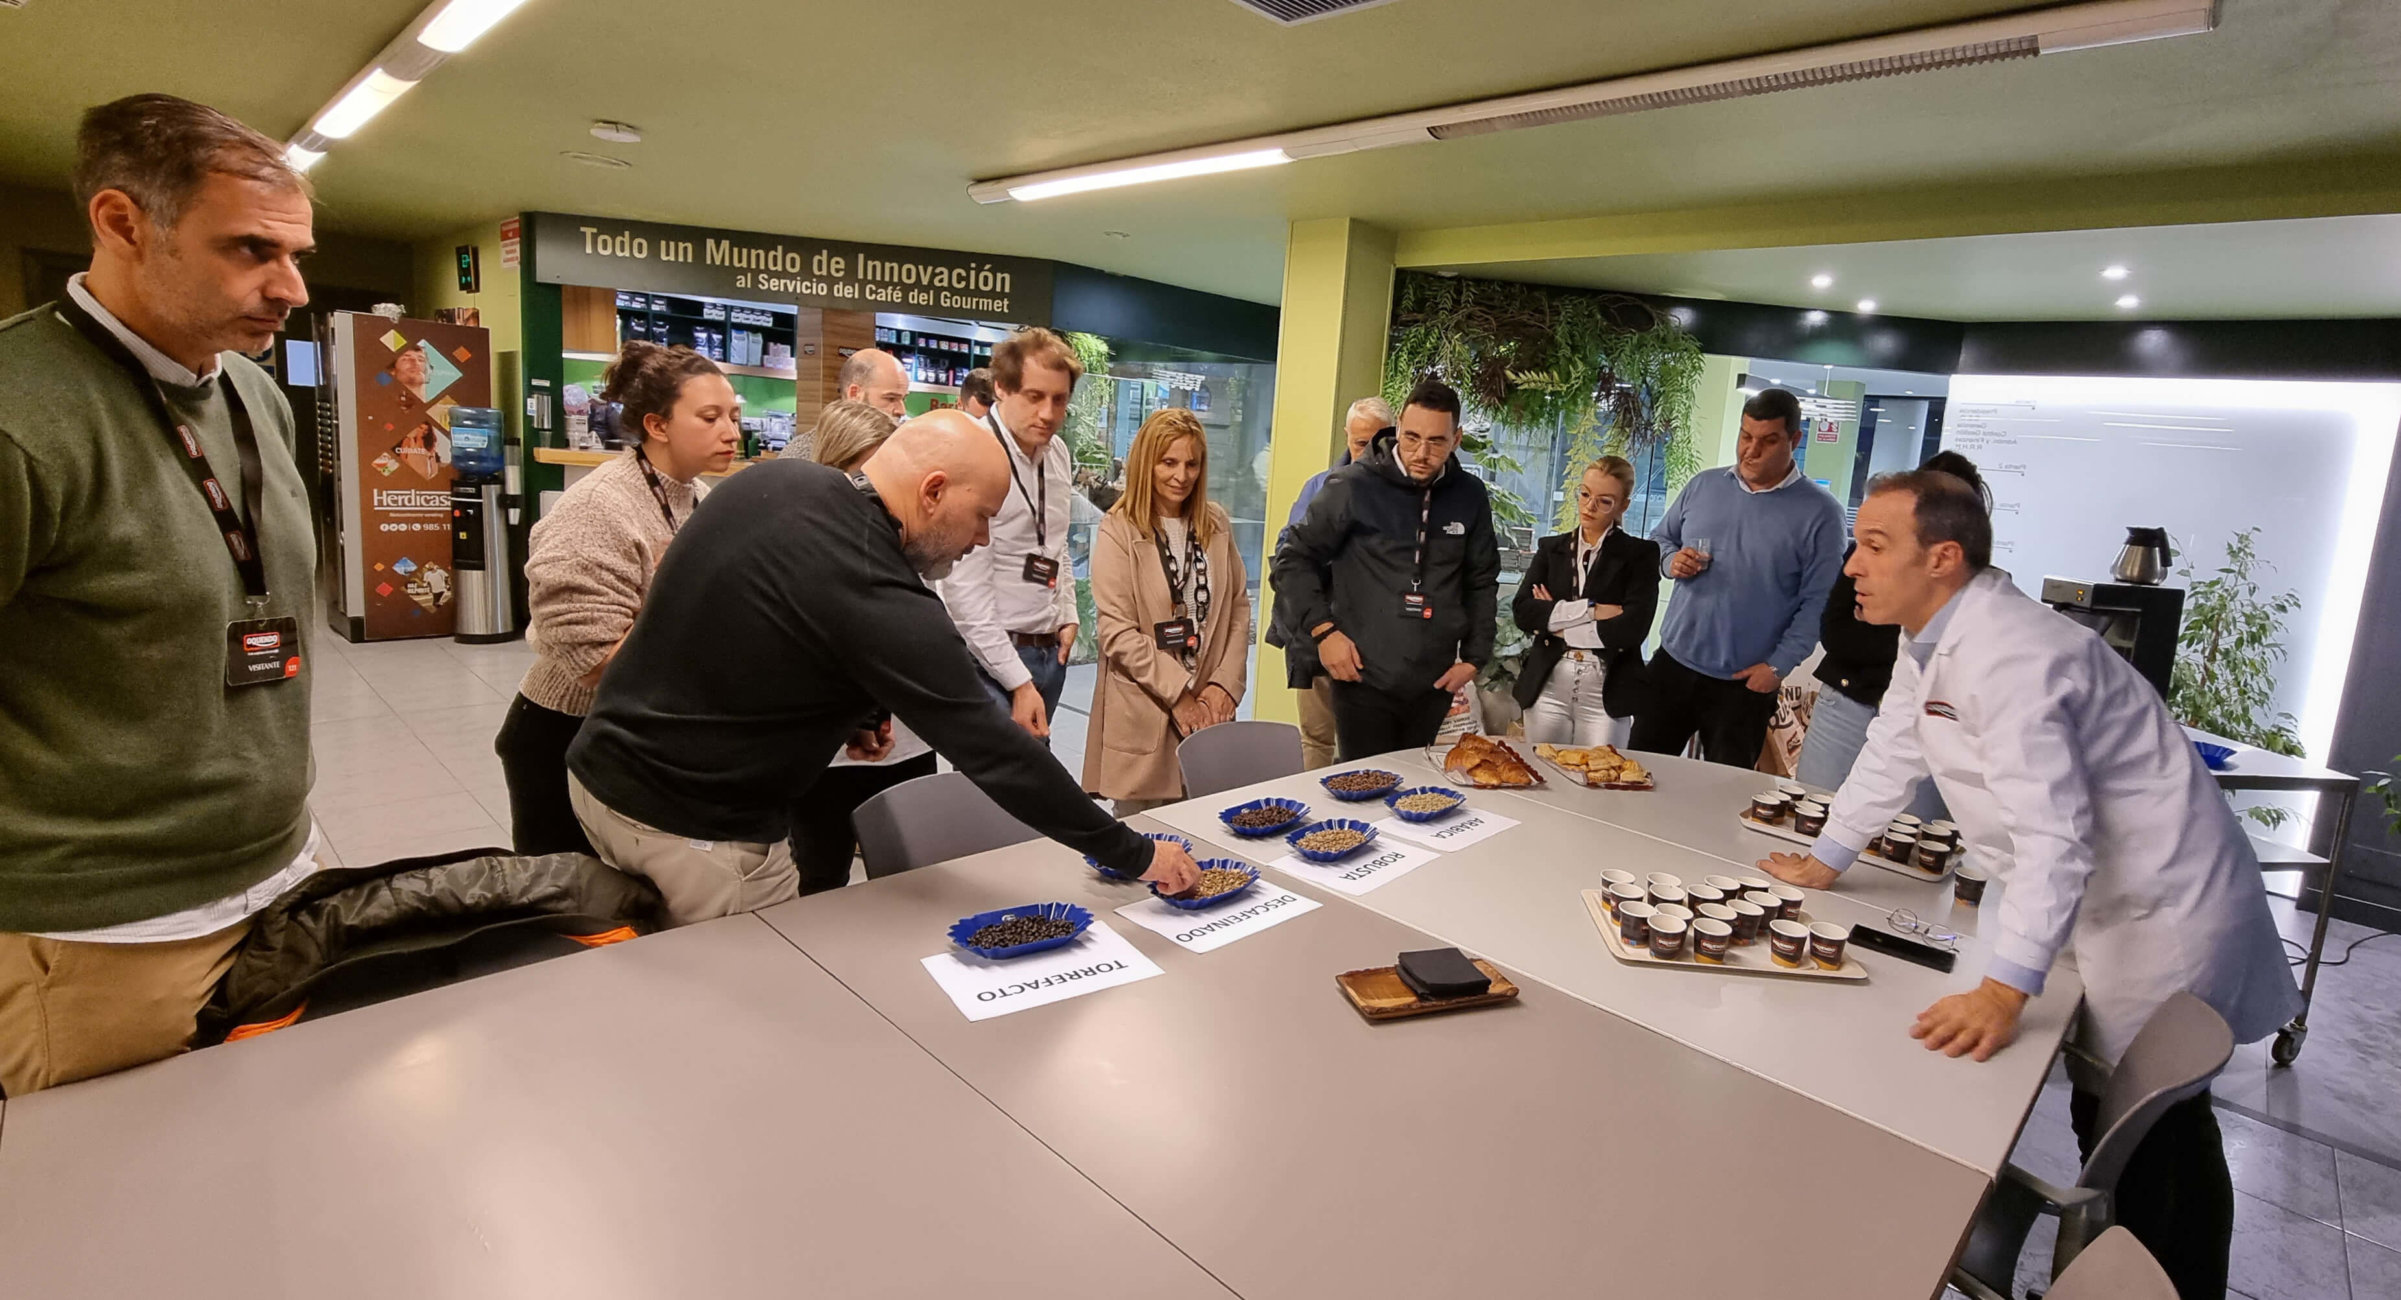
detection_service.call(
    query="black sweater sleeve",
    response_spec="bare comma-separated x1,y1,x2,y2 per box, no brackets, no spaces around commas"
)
831,561,1152,877
1595,538,1661,653
1812,561,1899,704
1511,539,1563,637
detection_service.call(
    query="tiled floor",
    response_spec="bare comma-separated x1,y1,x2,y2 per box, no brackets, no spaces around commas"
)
316,630,2397,1298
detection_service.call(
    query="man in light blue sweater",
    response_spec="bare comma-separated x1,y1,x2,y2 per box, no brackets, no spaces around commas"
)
1630,388,1846,767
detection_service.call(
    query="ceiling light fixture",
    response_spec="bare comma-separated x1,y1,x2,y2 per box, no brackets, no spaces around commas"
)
589,120,642,144
418,0,534,52
1856,299,1878,314
1803,310,1829,325
1811,273,1834,289
282,0,542,170
970,0,2217,202
562,150,633,169
2116,293,2141,309
2102,264,2131,280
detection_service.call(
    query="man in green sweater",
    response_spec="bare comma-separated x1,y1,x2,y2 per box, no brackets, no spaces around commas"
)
0,95,320,1094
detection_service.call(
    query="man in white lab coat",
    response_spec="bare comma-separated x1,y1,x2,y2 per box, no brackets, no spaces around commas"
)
1760,469,2299,1300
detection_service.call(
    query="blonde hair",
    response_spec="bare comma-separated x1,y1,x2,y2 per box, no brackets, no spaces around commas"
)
1114,408,1216,547
809,399,899,471
1584,454,1637,498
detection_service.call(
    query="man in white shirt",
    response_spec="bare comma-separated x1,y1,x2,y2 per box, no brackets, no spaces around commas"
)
940,327,1082,740
839,347,910,420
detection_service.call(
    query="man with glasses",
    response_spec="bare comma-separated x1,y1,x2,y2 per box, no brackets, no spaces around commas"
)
1272,378,1498,760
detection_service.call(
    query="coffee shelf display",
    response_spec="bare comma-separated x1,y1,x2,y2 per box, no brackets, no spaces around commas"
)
1582,891,1868,982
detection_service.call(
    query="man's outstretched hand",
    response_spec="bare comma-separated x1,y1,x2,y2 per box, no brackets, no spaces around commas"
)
1141,840,1202,895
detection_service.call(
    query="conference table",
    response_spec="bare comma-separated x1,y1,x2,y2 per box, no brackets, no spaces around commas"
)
0,746,2073,1298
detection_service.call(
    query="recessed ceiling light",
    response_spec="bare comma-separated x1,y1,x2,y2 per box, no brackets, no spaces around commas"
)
1811,273,1834,289
1904,389,1915,395
2115,293,2141,309
1803,310,1828,325
1856,299,1877,314
590,120,642,144
2102,264,2130,281
561,150,632,169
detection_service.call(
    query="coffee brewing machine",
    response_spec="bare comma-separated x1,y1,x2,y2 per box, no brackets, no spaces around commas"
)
2040,526,2184,697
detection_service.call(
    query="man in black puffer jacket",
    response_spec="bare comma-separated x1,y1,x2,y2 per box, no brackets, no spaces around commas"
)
1272,378,1500,760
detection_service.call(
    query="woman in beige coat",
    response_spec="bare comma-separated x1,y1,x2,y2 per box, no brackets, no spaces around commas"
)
1083,409,1251,814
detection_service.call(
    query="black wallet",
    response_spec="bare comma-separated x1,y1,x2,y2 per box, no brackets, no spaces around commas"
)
1396,947,1491,1001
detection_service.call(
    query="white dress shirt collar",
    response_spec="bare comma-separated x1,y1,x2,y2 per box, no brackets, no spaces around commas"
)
67,272,220,387
1730,460,1807,495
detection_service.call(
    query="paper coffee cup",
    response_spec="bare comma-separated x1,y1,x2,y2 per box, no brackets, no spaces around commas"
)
1650,883,1688,910
1686,884,1726,909
1768,919,1810,967
1652,902,1693,924
1645,872,1683,894
1606,883,1646,917
1769,884,1807,920
1600,868,1639,892
1617,900,1655,948
1693,918,1733,964
1954,865,1989,906
1704,874,1745,898
1727,899,1766,944
1648,914,1688,960
1809,922,1850,970
1749,792,1790,824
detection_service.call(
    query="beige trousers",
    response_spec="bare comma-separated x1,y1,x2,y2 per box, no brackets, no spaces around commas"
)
0,918,252,1096
568,773,796,926
1297,676,1339,771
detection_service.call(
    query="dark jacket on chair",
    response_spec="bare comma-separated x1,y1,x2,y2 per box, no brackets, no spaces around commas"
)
1509,526,1661,716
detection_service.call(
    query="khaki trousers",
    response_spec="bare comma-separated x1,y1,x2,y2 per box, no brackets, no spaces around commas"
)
0,918,252,1096
568,773,796,926
1297,676,1339,771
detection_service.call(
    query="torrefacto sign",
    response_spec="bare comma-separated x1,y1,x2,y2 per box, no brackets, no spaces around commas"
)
525,212,1054,324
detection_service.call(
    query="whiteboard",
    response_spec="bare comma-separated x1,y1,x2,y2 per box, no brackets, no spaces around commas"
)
1945,374,2399,761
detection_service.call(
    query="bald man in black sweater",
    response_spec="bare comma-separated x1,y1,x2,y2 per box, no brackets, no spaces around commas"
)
568,410,1199,923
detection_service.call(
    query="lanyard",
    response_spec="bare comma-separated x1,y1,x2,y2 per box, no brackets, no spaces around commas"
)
632,444,683,534
1153,521,1200,618
990,413,1046,548
56,294,269,604
1407,487,1434,594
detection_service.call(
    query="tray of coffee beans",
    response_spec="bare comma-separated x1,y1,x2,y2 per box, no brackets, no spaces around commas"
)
1087,831,1192,881
1286,817,1379,862
1320,768,1402,801
947,902,1095,960
1384,786,1467,823
1219,796,1310,838
1152,860,1262,910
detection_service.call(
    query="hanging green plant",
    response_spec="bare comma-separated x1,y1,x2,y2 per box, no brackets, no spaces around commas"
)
1383,271,1707,531
1062,331,1115,474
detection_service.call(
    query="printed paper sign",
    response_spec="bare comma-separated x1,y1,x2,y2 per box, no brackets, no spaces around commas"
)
1378,806,1520,851
920,921,1163,1022
1114,886,1322,954
1265,838,1442,897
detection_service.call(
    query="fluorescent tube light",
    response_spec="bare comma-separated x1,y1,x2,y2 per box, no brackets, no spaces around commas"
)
1003,148,1290,202
1856,299,1878,314
969,0,2217,202
418,0,534,52
2116,294,2141,309
313,68,417,139
285,144,326,173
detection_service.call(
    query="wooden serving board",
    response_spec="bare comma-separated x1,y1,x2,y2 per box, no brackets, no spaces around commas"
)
1736,813,1957,882
1581,890,1867,982
1336,960,1521,1020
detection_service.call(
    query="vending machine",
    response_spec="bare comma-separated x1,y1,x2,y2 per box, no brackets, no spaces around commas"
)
313,311,494,641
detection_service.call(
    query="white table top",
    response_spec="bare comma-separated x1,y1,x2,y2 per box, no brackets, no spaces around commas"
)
0,915,1234,1300
1148,750,2081,1176
757,831,1992,1300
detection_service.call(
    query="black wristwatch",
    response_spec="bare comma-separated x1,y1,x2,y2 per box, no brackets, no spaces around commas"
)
1310,624,1337,643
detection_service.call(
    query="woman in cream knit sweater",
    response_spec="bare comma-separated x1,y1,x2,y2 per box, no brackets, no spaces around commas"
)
494,342,739,855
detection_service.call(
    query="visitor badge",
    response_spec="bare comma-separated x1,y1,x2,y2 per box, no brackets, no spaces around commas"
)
1153,618,1198,651
1022,554,1061,587
225,616,302,688
1400,592,1434,620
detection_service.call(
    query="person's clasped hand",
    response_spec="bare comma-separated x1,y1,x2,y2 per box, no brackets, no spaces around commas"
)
843,719,895,763
1141,840,1202,895
1316,627,1363,682
1171,692,1212,736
